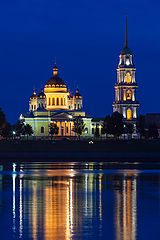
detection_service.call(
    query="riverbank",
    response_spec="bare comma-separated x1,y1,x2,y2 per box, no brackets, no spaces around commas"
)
0,139,160,161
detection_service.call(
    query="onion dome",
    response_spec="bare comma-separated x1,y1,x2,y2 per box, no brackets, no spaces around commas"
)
30,90,37,100
37,88,46,98
73,88,82,99
121,15,132,55
45,63,66,88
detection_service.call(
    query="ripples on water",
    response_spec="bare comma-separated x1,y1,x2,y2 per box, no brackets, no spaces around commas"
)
0,161,159,240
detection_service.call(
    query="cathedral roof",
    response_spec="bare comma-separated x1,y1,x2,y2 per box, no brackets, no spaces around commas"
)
45,63,66,88
45,75,66,87
73,88,82,98
37,88,46,98
30,90,37,99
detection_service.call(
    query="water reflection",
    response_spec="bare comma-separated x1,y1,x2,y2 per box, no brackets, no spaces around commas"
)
0,162,157,239
114,172,138,240
11,163,104,239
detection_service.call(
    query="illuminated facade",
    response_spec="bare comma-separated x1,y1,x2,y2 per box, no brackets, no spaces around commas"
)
21,63,103,138
113,16,140,122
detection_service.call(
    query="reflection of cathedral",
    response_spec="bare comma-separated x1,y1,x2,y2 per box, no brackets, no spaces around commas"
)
12,163,103,240
113,16,140,122
11,163,139,239
114,172,137,240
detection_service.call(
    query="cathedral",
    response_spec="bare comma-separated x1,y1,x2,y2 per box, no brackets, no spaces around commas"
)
20,63,103,138
21,16,139,138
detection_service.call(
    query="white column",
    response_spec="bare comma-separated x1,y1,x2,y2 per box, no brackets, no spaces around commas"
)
123,107,126,118
132,89,135,101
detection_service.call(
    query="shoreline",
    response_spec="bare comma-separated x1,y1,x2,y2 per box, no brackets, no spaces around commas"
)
0,140,160,161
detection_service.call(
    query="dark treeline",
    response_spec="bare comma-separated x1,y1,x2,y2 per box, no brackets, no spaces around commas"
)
103,111,159,139
0,108,33,140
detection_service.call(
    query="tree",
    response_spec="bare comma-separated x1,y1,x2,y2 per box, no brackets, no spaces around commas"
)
104,112,124,138
49,123,59,140
148,123,159,139
125,123,134,139
1,122,12,140
136,115,146,139
72,116,85,140
0,108,6,134
94,124,100,138
12,120,25,138
23,124,33,140
102,115,111,138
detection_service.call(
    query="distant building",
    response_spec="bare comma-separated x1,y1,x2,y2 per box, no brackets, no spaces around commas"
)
113,16,140,123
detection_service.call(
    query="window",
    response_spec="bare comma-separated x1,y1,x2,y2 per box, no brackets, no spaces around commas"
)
64,98,66,106
69,105,70,109
78,104,80,109
61,98,63,105
126,90,132,100
57,98,59,105
123,90,126,101
52,98,55,105
127,109,132,120
126,73,131,84
41,126,45,133
66,127,69,133
85,128,88,134
39,103,40,108
74,104,76,109
92,128,94,135
48,98,51,105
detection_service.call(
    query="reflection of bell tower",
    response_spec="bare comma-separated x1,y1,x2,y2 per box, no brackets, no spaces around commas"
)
114,172,137,240
113,16,140,122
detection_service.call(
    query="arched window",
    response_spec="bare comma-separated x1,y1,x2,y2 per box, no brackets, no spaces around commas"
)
52,98,55,105
127,109,132,120
61,98,63,105
41,126,45,133
126,90,132,100
48,98,51,105
57,98,59,105
126,73,131,84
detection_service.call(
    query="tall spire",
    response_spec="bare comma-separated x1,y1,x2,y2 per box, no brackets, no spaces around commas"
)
125,14,128,48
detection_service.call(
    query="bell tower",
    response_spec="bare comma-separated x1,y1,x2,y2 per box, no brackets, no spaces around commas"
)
113,16,139,122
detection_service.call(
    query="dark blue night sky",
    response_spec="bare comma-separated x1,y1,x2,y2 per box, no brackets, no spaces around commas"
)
0,0,160,123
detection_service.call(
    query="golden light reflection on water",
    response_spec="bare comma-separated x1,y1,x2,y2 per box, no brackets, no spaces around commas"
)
114,172,137,240
10,163,138,240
